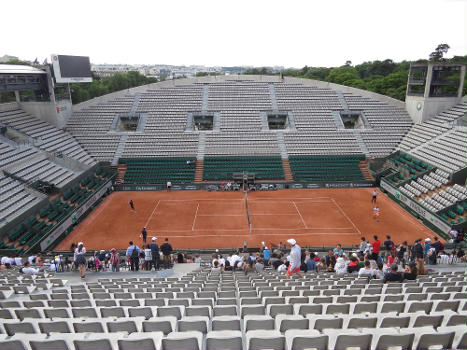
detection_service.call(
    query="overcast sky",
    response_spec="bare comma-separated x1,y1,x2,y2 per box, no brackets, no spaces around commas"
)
2,0,465,68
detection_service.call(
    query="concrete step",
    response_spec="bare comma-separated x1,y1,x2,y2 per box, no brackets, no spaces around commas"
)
282,159,294,182
115,164,127,185
358,160,373,181
194,160,204,184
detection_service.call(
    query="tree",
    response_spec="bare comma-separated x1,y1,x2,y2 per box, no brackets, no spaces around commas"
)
429,43,450,62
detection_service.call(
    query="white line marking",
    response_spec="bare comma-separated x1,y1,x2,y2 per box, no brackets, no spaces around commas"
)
330,198,362,235
192,203,199,231
249,213,299,216
143,232,359,238
144,200,160,227
293,201,308,229
197,214,244,217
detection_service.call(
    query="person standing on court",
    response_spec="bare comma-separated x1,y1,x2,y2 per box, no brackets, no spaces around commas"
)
149,237,160,270
126,241,140,271
371,189,378,203
141,227,147,244
160,238,173,269
286,238,303,279
129,199,136,213
167,181,172,192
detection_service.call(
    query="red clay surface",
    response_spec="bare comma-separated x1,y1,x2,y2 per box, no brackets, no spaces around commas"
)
56,188,435,250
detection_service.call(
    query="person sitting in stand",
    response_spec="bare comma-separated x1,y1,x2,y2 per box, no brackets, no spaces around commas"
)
383,263,403,283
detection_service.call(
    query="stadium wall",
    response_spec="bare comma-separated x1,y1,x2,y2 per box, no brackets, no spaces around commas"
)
72,75,406,112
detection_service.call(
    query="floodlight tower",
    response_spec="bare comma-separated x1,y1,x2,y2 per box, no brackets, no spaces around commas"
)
405,62,465,124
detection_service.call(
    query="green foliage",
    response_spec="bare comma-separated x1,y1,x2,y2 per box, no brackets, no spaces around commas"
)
429,43,450,62
70,71,157,104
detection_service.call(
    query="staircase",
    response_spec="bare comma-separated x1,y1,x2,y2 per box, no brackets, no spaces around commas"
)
194,160,204,183
282,159,294,182
358,159,373,181
115,164,127,185
111,135,128,166
197,133,206,160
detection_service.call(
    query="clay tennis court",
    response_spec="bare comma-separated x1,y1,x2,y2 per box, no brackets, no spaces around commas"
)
57,188,434,250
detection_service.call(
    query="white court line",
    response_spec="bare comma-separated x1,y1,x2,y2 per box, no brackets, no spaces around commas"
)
192,203,199,231
197,214,244,217
293,201,308,229
330,198,362,235
250,213,300,216
144,200,161,227
158,199,244,202
249,197,332,201
144,232,359,238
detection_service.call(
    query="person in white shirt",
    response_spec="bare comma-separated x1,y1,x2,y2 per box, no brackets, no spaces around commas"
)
358,260,376,277
1,256,12,265
21,262,39,275
286,238,303,279
167,181,172,191
28,255,36,265
372,189,378,203
334,256,347,275
14,257,23,266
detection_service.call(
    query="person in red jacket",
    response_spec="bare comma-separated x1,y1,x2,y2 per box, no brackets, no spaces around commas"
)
371,235,381,261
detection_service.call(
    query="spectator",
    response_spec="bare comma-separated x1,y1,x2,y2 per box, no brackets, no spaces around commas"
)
211,260,221,273
316,257,326,272
424,238,431,262
403,263,418,280
160,238,173,269
144,245,153,270
383,263,403,283
286,238,303,279
334,256,347,275
126,241,141,271
14,256,23,266
306,252,316,271
148,237,160,270
177,252,185,264
272,254,284,270
397,241,408,268
333,244,344,257
255,255,265,272
74,242,87,279
431,236,443,255
194,254,202,265
386,250,396,267
358,260,375,277
416,258,426,275
325,250,336,271
383,235,394,260
110,248,119,272
21,261,39,275
375,262,385,279
347,254,360,273
371,235,381,261
263,246,271,264
359,237,367,256
413,239,424,260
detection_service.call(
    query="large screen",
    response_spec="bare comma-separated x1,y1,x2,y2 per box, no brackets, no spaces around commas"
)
51,54,92,83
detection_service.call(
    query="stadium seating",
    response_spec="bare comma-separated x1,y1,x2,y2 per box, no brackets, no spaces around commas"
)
0,107,95,165
289,155,366,182
398,102,467,172
69,78,413,162
3,167,113,251
203,156,284,180
0,268,465,350
120,158,196,184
